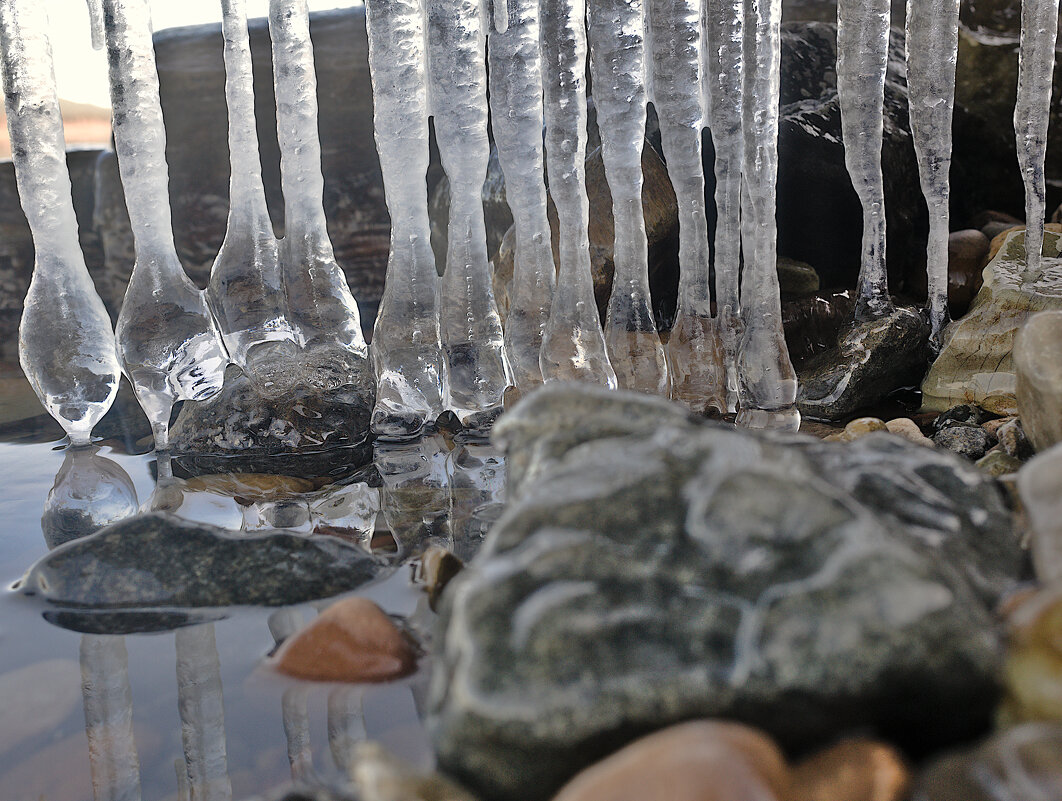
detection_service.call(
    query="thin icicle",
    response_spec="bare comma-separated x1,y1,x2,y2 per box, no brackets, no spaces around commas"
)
588,0,669,396
1016,0,1060,282
86,0,105,49
488,0,555,396
365,0,449,438
493,0,508,33
906,0,960,352
175,624,232,801
538,0,617,388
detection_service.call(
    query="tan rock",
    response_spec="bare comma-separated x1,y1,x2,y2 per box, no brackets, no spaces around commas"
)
550,721,789,801
272,597,417,683
1014,311,1062,451
839,418,887,442
922,228,1062,414
1017,444,1062,583
787,739,910,801
418,546,464,611
884,417,934,446
982,416,1018,437
1000,583,1062,724
350,741,479,801
183,473,318,502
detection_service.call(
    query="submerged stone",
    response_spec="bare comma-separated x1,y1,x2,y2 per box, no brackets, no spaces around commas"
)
1014,310,1062,451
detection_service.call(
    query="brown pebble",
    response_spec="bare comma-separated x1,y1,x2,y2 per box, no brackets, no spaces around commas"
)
967,210,1023,231
840,418,887,442
787,739,909,801
982,416,1018,437
884,418,934,447
418,546,464,611
272,597,417,683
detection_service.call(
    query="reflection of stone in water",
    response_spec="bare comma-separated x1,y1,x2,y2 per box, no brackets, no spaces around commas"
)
310,480,381,545
42,446,138,549
376,435,453,556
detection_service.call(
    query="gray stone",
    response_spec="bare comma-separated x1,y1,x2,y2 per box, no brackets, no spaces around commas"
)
777,257,821,297
430,384,1022,801
933,424,996,460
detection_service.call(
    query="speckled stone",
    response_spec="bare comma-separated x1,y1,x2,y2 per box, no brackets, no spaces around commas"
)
974,448,1023,477
933,424,996,460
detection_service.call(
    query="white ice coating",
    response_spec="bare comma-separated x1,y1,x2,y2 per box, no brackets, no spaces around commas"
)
649,0,725,412
588,0,669,396
103,0,228,451
836,0,893,320
175,624,232,801
1016,0,1060,282
268,0,366,355
427,0,513,425
207,0,298,384
0,0,120,446
538,0,617,388
365,0,448,438
80,635,142,801
487,0,555,394
736,0,798,429
906,0,960,352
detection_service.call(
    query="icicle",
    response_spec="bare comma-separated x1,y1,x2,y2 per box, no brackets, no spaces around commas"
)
268,0,366,355
649,0,725,412
0,0,120,445
538,0,617,388
493,0,508,33
281,686,314,782
706,0,745,412
736,0,798,431
102,0,228,451
175,624,232,801
906,0,960,352
427,0,513,427
588,0,669,396
1016,0,1060,282
207,0,298,392
366,0,448,438
487,0,555,395
86,0,105,50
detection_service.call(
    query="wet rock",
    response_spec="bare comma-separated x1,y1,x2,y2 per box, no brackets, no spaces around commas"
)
933,404,1000,431
788,739,910,801
777,258,821,298
906,230,990,319
969,210,1023,238
796,307,931,421
1017,443,1062,583
974,449,1023,477
18,512,385,610
885,417,934,447
923,229,1062,415
933,425,996,460
350,741,479,801
1014,310,1062,451
272,597,417,683
995,418,1032,460
431,385,1021,801
781,291,858,368
0,660,82,756
1000,583,1062,724
551,721,788,801
417,546,464,612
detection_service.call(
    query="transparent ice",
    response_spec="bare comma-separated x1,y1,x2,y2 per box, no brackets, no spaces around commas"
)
488,0,555,395
40,446,138,550
103,0,229,451
0,0,120,446
427,0,513,426
365,0,449,438
650,0,726,413
588,0,670,396
736,0,799,431
1015,0,1060,282
538,0,617,388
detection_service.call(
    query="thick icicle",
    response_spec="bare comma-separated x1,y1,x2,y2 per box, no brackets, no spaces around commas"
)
1016,0,1060,282
705,0,745,412
365,0,448,438
487,0,555,395
736,0,798,430
175,624,232,801
427,0,513,426
538,0,617,388
0,0,120,446
103,0,228,451
207,0,298,391
837,0,893,320
588,0,669,396
649,0,725,412
268,0,366,355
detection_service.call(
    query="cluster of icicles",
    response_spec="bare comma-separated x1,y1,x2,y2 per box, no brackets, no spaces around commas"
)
2,0,1059,452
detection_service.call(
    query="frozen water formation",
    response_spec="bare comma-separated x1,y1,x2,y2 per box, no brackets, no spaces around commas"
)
0,0,120,445
101,0,228,450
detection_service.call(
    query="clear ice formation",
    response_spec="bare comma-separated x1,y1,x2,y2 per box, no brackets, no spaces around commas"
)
650,0,726,413
836,0,893,321
588,0,670,396
0,0,120,446
41,446,139,550
906,0,961,352
736,0,799,430
427,0,513,424
103,0,229,451
487,0,555,395
365,0,448,438
537,0,618,388
207,0,299,391
1015,0,1060,283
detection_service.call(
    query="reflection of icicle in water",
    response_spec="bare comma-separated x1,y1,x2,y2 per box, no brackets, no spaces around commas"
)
649,0,726,413
327,686,366,774
281,686,315,783
588,0,669,396
736,0,798,431
448,440,505,560
41,446,139,549
365,0,448,438
376,434,453,556
207,0,298,389
906,0,961,352
0,0,120,445
488,0,555,395
102,0,229,451
427,0,512,427
175,624,232,801
538,0,617,388
705,0,745,412
837,0,893,320
1015,0,1060,282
